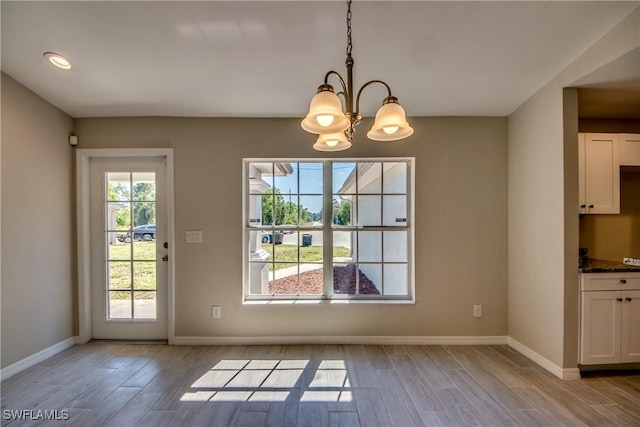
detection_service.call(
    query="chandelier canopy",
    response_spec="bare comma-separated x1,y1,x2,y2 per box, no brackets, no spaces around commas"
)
302,0,414,151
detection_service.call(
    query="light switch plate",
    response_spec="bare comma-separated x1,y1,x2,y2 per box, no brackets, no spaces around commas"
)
185,230,203,243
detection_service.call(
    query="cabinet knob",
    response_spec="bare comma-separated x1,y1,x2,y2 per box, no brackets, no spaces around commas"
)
588,205,594,209
580,204,586,209
626,297,632,302
617,297,623,302
620,279,627,284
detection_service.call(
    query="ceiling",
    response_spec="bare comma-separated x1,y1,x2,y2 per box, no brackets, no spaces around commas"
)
2,1,639,119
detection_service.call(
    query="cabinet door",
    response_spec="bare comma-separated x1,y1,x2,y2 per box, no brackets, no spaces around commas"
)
581,291,620,364
578,133,586,213
584,134,620,214
619,134,640,166
620,290,640,363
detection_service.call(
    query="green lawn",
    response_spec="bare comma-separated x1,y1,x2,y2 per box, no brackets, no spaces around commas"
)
263,244,351,270
108,241,156,297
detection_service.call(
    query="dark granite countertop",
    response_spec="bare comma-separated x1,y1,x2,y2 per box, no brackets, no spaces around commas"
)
580,258,640,273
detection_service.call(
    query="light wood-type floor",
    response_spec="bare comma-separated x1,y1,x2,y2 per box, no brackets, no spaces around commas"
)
1,342,640,426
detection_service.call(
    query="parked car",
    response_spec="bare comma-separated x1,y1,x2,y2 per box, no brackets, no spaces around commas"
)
261,231,284,244
132,224,156,241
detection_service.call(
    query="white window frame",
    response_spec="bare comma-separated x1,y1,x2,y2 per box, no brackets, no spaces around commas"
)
242,158,415,304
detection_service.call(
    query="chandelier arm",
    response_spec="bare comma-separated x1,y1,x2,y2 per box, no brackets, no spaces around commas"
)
323,71,348,95
354,80,392,115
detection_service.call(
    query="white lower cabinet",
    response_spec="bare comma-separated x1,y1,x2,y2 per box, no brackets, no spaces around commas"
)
580,273,640,365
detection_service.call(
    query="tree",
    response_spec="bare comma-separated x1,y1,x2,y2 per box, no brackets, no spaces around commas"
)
334,201,351,225
262,188,314,226
262,188,285,225
133,182,156,226
107,181,156,228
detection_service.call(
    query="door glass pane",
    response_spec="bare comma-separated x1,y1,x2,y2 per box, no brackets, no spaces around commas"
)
108,233,131,260
132,172,156,201
134,240,156,261
109,291,132,319
107,172,131,201
107,203,131,231
134,291,156,319
105,170,157,321
108,262,131,290
133,202,156,228
134,262,156,290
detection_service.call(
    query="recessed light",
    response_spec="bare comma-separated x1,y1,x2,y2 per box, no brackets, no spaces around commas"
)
43,52,71,70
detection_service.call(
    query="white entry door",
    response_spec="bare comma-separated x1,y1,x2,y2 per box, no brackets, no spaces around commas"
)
90,157,168,339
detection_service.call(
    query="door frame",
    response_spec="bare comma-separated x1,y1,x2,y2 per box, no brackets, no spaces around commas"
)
76,148,175,344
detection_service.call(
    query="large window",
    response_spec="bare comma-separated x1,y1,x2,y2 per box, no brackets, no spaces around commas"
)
243,159,414,302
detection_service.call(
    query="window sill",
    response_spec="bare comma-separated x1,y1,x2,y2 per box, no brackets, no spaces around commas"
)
243,299,415,305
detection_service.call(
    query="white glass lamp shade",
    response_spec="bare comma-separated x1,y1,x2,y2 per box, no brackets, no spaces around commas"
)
367,98,414,141
313,132,351,152
301,88,350,134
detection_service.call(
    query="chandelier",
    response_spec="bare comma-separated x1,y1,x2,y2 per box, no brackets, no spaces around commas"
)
301,0,414,152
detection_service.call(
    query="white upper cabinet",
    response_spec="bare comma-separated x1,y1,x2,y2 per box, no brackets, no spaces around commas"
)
619,134,640,166
578,133,620,214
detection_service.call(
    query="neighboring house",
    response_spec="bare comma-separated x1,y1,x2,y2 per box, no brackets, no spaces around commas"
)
337,162,409,295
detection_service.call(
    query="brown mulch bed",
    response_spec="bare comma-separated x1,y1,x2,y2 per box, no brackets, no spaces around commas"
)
268,263,380,295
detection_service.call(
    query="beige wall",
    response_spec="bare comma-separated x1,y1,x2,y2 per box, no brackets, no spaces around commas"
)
75,116,508,338
580,168,640,261
508,7,640,369
1,73,75,368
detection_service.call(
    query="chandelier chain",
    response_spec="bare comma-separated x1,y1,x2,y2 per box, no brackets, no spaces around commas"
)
346,0,352,57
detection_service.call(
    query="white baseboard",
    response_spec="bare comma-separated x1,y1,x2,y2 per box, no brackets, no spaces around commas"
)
0,337,76,382
173,335,509,346
507,337,581,380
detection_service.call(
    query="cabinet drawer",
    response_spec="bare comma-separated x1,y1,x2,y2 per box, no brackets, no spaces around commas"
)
581,273,640,291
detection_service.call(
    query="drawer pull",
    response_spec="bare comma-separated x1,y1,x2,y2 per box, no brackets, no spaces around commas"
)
617,297,623,302
626,297,632,302
620,279,627,284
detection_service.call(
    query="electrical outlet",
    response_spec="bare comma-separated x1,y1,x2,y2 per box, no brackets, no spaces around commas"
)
623,258,640,266
473,305,483,318
212,305,221,319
